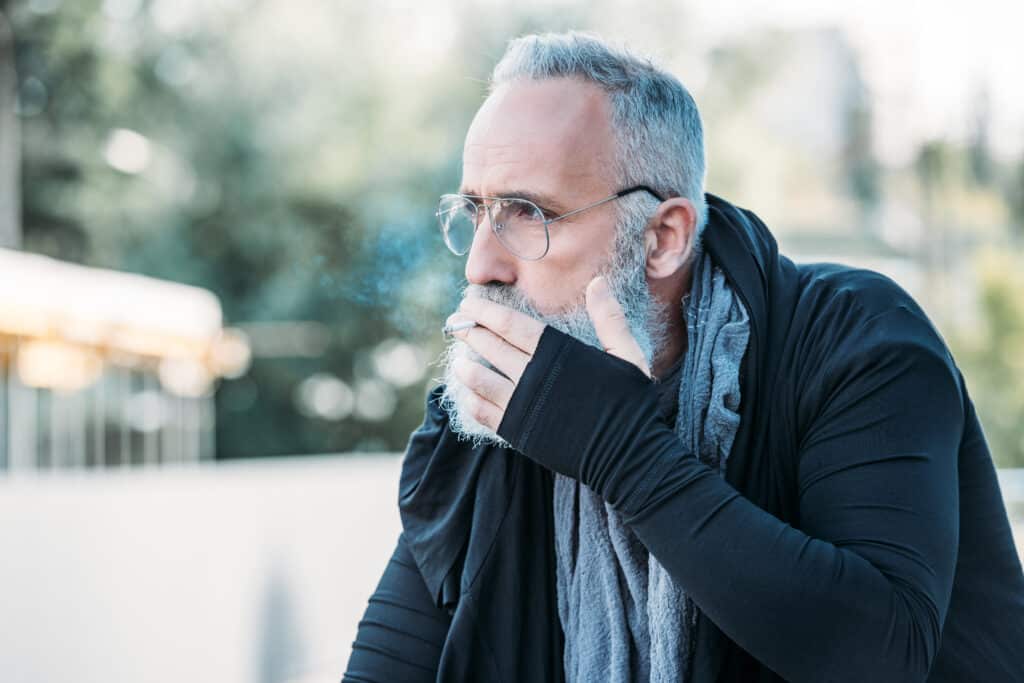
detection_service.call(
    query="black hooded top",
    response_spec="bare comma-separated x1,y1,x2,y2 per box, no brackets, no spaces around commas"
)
343,193,1024,683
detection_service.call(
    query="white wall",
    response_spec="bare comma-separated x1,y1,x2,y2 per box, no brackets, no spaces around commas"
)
0,455,403,683
0,458,1021,683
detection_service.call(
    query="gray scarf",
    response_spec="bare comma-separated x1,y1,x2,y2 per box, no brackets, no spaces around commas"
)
554,248,751,682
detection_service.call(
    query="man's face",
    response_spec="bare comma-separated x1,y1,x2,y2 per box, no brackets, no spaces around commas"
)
439,77,668,444
458,77,621,314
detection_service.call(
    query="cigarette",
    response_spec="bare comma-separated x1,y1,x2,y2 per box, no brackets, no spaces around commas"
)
443,320,478,336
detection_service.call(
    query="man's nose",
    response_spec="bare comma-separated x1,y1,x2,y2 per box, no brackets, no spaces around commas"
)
464,209,517,286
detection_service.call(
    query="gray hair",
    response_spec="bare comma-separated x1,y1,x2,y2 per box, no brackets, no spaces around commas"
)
489,31,708,241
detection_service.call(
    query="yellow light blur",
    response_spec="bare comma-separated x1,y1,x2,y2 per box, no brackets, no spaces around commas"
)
111,325,210,361
0,302,52,338
207,327,252,379
0,248,247,381
16,340,104,393
158,357,214,398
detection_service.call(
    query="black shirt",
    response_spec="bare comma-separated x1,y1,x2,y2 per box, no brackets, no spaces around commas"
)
654,350,685,426
343,193,1024,682
343,349,686,683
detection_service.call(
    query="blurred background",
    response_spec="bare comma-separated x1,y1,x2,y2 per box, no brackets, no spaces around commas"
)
0,0,1022,681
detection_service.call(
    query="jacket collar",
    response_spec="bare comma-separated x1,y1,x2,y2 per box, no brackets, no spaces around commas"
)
700,192,780,489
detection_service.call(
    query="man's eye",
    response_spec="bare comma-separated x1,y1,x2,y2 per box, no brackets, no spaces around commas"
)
516,204,540,219
525,202,557,220
515,203,549,221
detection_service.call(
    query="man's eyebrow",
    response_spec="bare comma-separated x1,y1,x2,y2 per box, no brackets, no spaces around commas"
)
458,187,569,214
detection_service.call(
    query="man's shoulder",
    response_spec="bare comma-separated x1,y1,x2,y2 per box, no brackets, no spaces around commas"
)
779,260,957,377
793,261,920,317
407,384,450,445
785,260,938,339
398,385,448,488
399,383,494,489
772,262,966,449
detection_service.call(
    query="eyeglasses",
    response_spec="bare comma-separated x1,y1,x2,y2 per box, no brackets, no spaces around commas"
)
436,185,666,261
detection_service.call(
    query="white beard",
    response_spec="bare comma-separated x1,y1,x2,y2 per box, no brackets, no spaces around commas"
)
437,227,670,447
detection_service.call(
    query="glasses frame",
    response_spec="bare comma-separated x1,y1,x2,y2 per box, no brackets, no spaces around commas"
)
437,184,667,261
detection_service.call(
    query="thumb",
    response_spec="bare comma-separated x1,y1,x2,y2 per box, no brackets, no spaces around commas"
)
585,276,651,378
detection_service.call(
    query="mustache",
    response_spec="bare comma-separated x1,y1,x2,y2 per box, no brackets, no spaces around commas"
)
460,279,593,323
461,283,542,317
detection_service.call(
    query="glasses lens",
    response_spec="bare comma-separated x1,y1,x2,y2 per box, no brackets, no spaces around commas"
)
437,195,477,255
492,199,549,260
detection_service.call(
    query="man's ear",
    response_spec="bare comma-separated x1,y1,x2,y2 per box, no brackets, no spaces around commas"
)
644,197,697,279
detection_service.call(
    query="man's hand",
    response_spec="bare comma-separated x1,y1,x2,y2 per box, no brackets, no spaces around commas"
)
446,275,651,433
582,275,651,377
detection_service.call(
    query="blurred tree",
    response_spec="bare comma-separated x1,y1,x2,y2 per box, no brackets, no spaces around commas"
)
841,89,880,223
0,4,18,247
7,0,466,457
7,1,1024,467
7,0,578,458
1008,157,1024,238
914,139,955,322
951,248,1024,468
967,82,994,188
915,140,951,198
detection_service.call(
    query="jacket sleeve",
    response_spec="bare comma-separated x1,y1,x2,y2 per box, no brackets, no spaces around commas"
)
342,532,451,683
343,386,457,682
496,311,963,683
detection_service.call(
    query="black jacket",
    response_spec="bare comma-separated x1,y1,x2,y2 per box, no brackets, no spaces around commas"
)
344,193,1024,682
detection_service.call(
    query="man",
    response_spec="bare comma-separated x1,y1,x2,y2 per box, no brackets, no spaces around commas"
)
343,32,1024,682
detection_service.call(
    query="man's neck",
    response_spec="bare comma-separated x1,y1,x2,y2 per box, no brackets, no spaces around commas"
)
653,328,686,379
650,263,692,380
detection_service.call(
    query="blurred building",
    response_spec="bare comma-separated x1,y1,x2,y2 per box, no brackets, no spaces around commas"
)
0,248,250,472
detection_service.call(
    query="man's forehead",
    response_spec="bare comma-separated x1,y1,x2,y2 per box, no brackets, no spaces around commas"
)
460,79,615,200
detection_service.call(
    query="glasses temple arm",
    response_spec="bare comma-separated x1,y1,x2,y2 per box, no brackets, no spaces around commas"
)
545,185,669,225
617,185,667,202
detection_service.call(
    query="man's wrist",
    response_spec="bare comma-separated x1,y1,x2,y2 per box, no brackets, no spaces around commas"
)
496,326,669,504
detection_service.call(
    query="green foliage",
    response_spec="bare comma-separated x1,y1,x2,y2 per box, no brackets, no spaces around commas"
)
1008,159,1024,237
950,248,1024,467
8,2,1024,466
9,1,488,456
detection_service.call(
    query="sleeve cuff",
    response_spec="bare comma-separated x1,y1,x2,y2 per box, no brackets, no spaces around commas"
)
496,325,674,508
497,325,573,456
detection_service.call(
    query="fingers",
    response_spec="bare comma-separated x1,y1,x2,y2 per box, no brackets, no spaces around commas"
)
445,312,532,383
453,356,515,423
462,391,504,431
457,297,546,355
585,276,651,377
